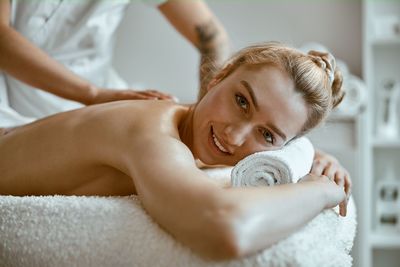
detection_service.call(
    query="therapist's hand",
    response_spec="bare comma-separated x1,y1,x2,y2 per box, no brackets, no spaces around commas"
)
86,87,175,105
310,149,352,217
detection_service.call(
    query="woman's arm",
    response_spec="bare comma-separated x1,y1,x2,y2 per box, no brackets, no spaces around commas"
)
122,135,346,260
158,0,230,100
0,0,171,104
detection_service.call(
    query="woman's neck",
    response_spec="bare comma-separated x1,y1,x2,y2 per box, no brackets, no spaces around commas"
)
178,104,196,155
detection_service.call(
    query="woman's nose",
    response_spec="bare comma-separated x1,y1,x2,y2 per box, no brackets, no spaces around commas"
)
223,123,252,147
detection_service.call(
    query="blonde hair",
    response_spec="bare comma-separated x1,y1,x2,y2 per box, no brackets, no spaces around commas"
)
206,41,344,135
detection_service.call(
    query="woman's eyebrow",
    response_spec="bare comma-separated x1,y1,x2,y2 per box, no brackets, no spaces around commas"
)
240,80,287,142
240,80,259,111
267,123,287,142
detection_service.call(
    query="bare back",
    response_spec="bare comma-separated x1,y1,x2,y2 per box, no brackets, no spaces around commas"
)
0,100,189,196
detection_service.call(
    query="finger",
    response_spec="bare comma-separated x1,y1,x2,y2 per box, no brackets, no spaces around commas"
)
334,171,345,188
125,90,160,98
145,92,171,99
344,173,352,200
118,91,157,100
138,91,165,99
144,90,174,100
310,161,325,176
146,90,172,97
322,162,336,181
338,178,348,217
339,200,347,217
132,93,158,100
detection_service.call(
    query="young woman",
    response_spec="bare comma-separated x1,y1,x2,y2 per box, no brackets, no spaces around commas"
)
0,42,350,260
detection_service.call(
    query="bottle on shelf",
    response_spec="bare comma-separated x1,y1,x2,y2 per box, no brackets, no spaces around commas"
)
376,79,400,140
376,162,400,233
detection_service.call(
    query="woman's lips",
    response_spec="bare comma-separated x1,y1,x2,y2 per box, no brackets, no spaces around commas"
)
210,127,230,155
213,133,228,153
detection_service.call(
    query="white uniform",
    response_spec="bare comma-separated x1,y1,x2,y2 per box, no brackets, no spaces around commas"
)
0,0,164,126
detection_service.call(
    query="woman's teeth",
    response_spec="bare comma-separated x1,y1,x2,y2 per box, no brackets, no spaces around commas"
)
212,133,228,153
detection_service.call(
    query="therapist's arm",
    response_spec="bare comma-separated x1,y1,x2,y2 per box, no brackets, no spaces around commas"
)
158,0,230,100
0,0,172,105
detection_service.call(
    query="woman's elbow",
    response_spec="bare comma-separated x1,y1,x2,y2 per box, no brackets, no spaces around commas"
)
195,197,248,260
216,226,247,260
207,218,275,261
201,227,242,261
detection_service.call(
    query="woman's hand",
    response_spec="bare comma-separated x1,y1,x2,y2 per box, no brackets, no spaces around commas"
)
310,149,352,216
85,87,176,105
298,173,346,213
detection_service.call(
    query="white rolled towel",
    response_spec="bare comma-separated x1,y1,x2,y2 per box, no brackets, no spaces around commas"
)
231,137,314,187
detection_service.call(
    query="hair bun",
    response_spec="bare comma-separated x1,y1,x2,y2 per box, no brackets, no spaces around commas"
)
307,50,336,86
331,67,344,109
307,50,344,109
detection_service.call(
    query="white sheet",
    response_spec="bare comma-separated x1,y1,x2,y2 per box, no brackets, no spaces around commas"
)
0,169,357,267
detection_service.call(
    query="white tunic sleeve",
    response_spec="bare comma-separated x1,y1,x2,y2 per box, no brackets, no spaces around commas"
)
8,0,131,118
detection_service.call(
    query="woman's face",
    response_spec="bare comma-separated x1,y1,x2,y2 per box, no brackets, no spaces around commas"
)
192,64,308,166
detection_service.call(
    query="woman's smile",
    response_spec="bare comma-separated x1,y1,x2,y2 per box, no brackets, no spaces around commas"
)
210,126,231,155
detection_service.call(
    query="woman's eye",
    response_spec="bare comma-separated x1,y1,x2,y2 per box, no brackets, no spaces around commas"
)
235,94,249,111
262,129,274,144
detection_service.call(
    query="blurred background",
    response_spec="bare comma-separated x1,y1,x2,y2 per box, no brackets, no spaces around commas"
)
114,1,361,103
113,1,400,267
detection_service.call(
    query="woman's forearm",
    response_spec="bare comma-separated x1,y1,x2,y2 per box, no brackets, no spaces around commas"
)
223,181,329,257
125,137,344,260
0,24,96,104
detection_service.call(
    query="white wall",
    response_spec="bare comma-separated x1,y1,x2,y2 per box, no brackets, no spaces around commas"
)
113,0,362,103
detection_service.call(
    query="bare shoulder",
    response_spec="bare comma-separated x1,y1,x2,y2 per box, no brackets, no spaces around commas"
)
75,100,188,136
71,100,190,166
0,101,191,196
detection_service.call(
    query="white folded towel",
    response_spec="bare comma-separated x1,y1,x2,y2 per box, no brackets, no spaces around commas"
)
231,137,314,187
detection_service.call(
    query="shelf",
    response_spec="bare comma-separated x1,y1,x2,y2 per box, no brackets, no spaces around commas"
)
370,232,400,249
373,139,400,148
363,0,400,266
371,37,400,46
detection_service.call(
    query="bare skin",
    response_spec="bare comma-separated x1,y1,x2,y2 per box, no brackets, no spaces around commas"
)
0,101,183,196
0,101,344,260
0,65,346,260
